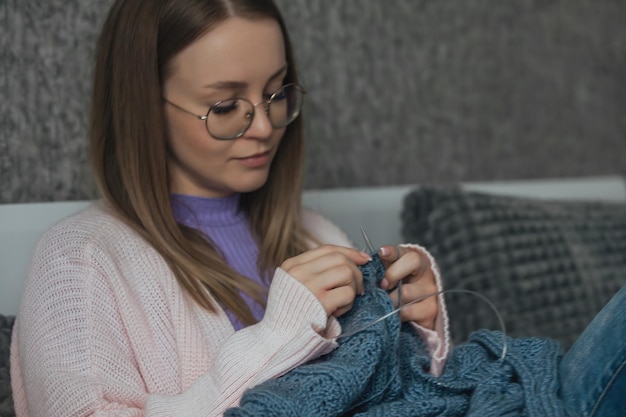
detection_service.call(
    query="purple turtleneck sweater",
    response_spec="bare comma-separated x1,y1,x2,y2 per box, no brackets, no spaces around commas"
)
170,193,268,331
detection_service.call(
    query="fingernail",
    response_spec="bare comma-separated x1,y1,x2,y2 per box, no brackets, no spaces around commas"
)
379,247,388,257
360,251,373,261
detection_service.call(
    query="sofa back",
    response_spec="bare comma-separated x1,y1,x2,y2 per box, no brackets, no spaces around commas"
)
2,176,625,316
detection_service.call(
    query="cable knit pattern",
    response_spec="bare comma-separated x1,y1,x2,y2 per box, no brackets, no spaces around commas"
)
226,256,571,417
9,202,449,417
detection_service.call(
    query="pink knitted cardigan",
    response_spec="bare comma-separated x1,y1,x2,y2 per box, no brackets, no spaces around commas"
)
10,203,449,416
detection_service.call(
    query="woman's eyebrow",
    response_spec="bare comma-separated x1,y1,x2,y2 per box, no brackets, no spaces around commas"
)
268,64,288,81
204,80,247,90
203,65,288,90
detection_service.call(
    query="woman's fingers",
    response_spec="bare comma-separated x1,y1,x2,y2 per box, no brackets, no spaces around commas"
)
379,246,429,290
387,272,439,329
305,262,364,297
398,296,438,329
323,285,357,318
285,250,366,296
281,244,370,271
280,245,370,317
377,245,439,329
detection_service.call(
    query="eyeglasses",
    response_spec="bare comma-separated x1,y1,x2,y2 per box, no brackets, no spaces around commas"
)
163,83,305,140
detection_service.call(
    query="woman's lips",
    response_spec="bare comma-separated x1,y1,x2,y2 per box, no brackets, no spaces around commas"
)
235,150,272,168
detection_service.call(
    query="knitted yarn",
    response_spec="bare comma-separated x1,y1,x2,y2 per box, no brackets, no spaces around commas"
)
225,255,572,417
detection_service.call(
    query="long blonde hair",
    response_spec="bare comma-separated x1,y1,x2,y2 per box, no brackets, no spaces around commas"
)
90,0,312,325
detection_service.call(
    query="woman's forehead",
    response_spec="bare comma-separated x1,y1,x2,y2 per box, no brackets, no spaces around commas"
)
168,17,287,90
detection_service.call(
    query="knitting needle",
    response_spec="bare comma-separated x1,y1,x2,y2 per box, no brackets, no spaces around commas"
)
360,226,375,253
360,226,403,309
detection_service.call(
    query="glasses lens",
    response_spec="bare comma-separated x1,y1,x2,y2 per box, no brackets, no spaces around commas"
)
206,99,254,139
268,84,304,128
205,84,304,139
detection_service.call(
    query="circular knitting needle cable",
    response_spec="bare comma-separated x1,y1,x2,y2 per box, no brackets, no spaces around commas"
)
337,288,508,362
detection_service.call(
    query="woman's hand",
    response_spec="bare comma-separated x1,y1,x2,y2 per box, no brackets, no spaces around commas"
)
378,245,439,330
280,245,371,318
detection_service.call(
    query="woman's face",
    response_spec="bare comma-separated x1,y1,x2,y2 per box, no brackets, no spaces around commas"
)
162,17,287,197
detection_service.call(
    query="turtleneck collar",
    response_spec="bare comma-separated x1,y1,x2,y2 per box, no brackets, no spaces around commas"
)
170,193,246,229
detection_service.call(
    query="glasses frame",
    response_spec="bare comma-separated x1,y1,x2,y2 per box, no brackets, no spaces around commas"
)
163,83,306,140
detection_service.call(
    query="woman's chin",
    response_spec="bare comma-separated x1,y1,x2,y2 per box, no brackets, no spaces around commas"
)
234,172,271,194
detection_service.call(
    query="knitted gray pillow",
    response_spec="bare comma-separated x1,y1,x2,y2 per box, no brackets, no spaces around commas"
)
401,186,626,350
0,315,15,417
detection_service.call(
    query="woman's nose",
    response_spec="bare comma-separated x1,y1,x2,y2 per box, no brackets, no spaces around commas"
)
244,102,273,140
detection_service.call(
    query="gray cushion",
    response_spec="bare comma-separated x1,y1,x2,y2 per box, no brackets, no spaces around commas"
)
401,186,626,350
0,315,15,417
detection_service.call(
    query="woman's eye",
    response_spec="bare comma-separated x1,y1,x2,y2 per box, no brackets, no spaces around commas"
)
211,99,238,115
269,89,287,101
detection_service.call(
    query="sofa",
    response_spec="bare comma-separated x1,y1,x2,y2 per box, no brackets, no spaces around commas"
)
1,176,626,416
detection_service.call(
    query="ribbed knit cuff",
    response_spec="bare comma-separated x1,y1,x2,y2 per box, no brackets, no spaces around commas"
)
400,243,450,376
257,268,340,363
264,268,329,332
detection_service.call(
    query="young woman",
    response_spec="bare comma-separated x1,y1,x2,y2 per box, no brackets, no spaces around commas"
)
12,0,626,416
10,1,447,415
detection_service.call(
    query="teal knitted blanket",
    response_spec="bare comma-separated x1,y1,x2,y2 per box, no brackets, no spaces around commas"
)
225,255,572,417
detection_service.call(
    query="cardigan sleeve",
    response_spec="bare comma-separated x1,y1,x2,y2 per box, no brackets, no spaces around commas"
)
144,268,341,416
301,209,450,375
11,212,340,417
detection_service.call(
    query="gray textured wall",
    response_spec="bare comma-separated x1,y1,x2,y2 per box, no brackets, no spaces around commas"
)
1,0,625,204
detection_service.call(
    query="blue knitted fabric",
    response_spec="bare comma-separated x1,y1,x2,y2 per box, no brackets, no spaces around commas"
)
225,255,572,417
